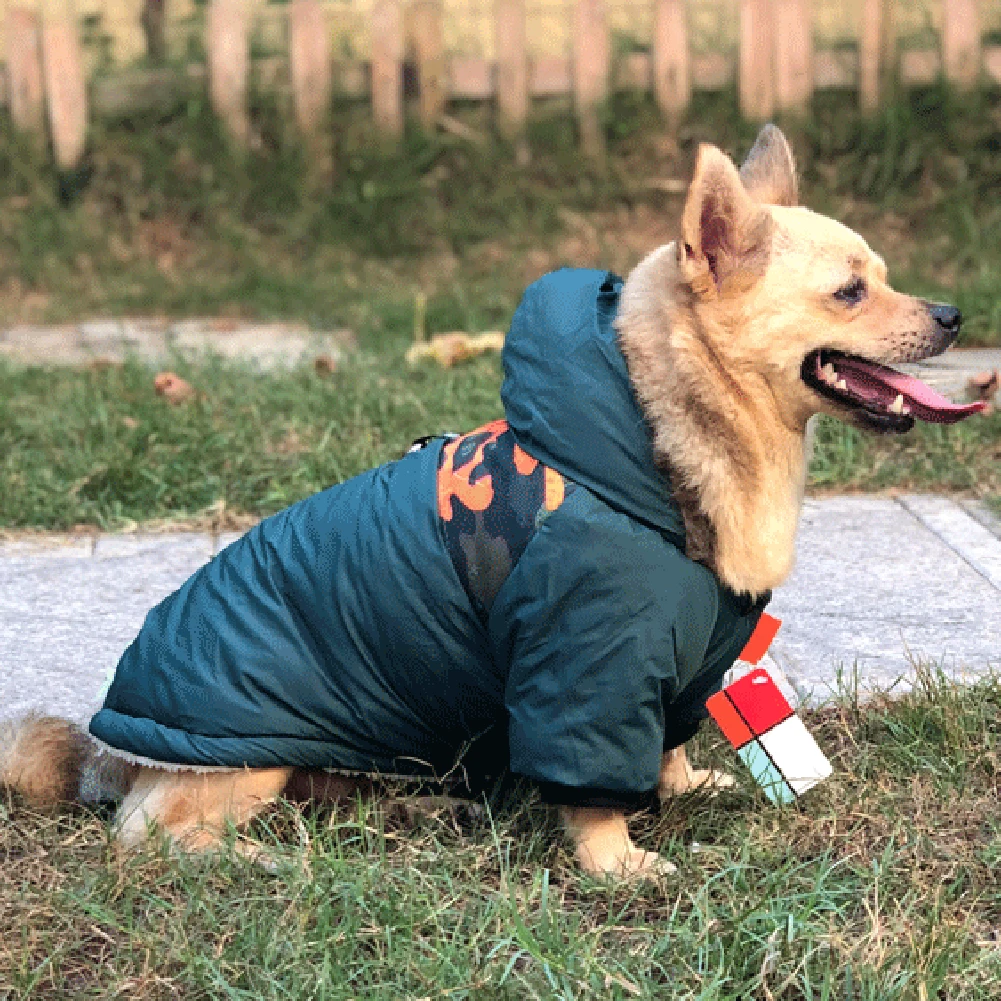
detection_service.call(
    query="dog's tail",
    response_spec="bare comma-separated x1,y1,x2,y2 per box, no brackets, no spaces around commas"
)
1,713,138,808
0,714,93,806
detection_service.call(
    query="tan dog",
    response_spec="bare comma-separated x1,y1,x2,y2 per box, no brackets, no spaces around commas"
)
1,126,979,877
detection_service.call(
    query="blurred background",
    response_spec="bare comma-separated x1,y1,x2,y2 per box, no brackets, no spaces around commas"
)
2,1,1000,70
0,0,999,529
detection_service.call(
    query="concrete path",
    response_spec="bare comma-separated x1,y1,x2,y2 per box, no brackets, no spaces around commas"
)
1,495,999,725
0,319,356,369
898,348,1001,405
0,322,997,390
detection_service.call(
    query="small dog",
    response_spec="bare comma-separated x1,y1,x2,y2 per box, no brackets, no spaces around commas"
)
2,125,982,878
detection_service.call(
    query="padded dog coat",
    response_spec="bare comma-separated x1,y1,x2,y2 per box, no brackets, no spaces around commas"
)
90,269,770,807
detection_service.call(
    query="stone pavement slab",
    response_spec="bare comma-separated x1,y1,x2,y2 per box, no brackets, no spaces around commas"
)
898,348,1001,403
0,319,357,370
767,496,1001,704
898,495,1001,590
961,499,1001,540
0,533,215,722
1,496,999,727
1,321,997,399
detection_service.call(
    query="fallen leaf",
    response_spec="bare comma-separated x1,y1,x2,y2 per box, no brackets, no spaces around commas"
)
645,177,687,194
154,371,196,405
122,416,139,429
314,354,338,376
406,331,505,368
156,251,175,276
437,114,487,146
966,369,999,403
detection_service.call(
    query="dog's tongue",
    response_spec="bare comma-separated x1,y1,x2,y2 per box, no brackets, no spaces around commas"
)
834,355,986,423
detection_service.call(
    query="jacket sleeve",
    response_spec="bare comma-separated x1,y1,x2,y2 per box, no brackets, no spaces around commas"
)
661,585,771,749
487,489,718,808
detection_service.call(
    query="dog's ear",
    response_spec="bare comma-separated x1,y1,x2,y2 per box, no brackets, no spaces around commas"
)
679,143,770,297
739,124,798,207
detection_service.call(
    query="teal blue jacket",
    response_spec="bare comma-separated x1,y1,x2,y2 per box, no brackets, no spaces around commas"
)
90,269,769,806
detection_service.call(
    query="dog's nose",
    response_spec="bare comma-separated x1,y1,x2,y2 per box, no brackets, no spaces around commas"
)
928,303,962,339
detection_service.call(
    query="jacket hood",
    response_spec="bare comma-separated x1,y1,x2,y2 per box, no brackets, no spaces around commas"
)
501,268,686,546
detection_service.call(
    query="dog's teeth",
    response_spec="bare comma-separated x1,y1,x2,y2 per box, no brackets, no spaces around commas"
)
835,379,848,391
888,393,905,415
821,363,837,384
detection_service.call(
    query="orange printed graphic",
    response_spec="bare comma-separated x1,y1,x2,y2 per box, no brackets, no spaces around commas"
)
437,420,507,520
543,466,565,510
512,443,538,476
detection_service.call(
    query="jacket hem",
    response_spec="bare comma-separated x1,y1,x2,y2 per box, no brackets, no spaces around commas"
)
534,781,659,811
662,719,703,752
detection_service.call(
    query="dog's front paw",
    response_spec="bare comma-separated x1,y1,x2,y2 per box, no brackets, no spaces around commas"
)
577,843,677,880
563,806,676,880
658,748,735,800
659,767,735,800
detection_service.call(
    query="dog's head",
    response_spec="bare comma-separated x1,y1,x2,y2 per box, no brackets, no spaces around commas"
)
675,125,984,432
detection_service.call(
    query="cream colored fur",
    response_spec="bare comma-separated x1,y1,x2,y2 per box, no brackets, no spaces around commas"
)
616,126,944,596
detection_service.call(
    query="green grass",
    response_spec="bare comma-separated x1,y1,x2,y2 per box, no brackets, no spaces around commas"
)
1,353,999,532
3,671,1000,999
1,86,1000,344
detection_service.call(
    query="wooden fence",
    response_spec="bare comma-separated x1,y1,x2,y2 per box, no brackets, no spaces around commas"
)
3,0,1000,170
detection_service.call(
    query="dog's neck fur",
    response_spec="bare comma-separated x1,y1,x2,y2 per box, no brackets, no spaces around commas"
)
617,244,812,597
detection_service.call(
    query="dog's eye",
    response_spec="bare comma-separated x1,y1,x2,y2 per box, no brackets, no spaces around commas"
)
833,277,867,305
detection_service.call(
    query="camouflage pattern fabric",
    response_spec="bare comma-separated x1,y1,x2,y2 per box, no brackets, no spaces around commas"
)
433,420,574,620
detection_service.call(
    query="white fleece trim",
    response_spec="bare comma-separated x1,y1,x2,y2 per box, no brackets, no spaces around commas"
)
85,735,444,783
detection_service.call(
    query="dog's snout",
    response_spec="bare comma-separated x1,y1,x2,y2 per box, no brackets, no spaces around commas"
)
928,302,962,339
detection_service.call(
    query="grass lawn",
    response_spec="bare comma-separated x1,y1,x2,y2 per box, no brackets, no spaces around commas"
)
1,87,1000,530
3,670,1000,999
1,352,1000,532
0,89,999,346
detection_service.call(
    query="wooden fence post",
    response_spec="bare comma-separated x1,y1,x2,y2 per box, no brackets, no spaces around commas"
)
206,0,250,148
371,0,404,140
859,0,882,112
942,0,980,89
652,0,689,119
411,1,445,130
5,7,45,141
140,0,167,64
572,0,609,159
495,0,528,139
773,0,812,112
290,1,331,134
41,11,87,171
289,0,332,179
739,0,775,121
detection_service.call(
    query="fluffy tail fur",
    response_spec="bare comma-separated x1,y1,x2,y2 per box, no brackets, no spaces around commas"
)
0,715,90,806
1,714,135,806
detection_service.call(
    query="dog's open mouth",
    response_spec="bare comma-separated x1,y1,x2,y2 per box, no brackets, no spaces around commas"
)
802,349,986,432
